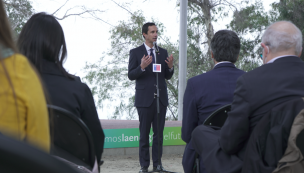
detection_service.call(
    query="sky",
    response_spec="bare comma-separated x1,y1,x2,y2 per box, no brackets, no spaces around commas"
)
31,0,277,119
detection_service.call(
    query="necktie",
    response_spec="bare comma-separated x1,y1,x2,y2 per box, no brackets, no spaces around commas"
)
150,48,155,64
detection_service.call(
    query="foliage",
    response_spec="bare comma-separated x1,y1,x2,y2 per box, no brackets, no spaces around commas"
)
4,0,34,35
4,0,106,37
187,0,262,73
229,0,270,71
271,0,304,60
186,3,214,78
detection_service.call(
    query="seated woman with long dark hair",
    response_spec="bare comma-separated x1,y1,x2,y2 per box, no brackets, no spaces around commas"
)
17,13,104,165
0,3,50,152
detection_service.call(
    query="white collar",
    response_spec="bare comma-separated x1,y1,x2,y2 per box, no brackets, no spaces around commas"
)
214,61,232,68
144,43,155,51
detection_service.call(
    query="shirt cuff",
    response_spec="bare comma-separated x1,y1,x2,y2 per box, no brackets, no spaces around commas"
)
169,66,174,72
141,68,145,71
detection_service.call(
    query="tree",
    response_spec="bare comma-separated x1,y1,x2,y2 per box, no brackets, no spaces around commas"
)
4,0,107,36
51,0,106,23
271,0,304,60
4,0,34,35
229,0,270,71
187,0,263,72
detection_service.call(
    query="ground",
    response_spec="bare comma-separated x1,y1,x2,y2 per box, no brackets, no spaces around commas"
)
101,154,184,173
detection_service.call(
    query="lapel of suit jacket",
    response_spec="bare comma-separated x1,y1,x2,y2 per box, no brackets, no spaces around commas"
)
155,48,161,64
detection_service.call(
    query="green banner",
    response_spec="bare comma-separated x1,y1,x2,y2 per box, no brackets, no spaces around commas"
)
104,126,186,148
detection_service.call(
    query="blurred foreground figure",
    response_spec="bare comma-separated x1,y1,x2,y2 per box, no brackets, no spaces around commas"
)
192,21,304,173
182,30,245,173
0,1,50,152
0,133,80,173
18,13,104,165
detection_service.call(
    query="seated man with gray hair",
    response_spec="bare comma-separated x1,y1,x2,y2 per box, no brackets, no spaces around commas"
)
192,21,304,173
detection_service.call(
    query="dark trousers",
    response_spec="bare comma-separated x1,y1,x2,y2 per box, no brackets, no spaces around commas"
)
182,139,207,173
137,99,167,167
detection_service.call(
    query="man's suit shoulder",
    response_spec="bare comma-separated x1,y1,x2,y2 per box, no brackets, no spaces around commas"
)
187,73,211,89
130,44,167,51
158,46,167,52
188,66,231,82
242,56,304,79
189,73,207,82
130,45,144,53
187,65,245,87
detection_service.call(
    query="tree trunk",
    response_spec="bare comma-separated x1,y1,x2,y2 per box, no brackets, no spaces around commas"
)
188,0,214,64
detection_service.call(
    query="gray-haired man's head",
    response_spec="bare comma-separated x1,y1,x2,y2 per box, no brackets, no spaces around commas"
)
261,21,302,61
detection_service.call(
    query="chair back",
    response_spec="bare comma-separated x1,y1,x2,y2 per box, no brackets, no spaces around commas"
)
203,104,231,128
0,134,80,173
193,104,231,172
48,105,95,170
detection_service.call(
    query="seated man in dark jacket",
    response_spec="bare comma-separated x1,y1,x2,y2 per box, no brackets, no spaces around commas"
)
192,21,304,173
181,30,245,173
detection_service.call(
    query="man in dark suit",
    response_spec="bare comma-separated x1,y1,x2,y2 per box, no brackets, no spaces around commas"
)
128,22,174,173
182,30,245,173
192,21,304,173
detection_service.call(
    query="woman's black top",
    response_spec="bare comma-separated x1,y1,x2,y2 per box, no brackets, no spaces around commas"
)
40,59,104,163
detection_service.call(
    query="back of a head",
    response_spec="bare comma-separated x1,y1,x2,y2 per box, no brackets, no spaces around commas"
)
211,30,240,63
18,12,73,79
262,21,302,56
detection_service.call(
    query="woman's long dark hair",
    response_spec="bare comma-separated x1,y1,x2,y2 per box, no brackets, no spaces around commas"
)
18,12,74,79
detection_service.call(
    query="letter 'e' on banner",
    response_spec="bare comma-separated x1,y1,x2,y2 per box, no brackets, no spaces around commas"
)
153,64,161,72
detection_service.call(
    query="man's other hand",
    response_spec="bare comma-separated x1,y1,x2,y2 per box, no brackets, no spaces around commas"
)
140,55,152,70
165,54,174,69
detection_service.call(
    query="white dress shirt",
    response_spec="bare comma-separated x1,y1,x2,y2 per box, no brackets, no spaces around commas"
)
213,61,232,68
144,43,156,62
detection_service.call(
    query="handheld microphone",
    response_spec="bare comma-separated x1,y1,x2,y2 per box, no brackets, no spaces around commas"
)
153,42,159,53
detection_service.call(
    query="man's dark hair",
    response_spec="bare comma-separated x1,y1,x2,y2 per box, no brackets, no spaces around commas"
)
142,22,156,39
211,30,240,63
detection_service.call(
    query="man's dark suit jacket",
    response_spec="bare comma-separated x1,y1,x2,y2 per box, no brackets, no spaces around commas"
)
182,63,245,143
220,56,304,157
128,44,174,107
192,56,304,173
182,63,245,173
40,59,105,164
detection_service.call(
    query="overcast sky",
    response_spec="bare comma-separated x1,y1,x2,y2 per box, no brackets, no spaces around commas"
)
31,0,276,119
